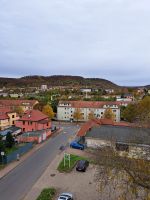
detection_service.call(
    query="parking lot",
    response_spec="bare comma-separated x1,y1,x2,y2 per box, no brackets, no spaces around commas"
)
24,148,100,200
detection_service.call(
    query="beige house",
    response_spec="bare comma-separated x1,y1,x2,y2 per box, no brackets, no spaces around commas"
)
0,108,19,130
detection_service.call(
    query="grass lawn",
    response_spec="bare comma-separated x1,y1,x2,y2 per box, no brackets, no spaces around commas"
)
57,154,88,173
36,188,56,200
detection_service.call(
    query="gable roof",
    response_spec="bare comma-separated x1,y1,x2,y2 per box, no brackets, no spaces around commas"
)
0,100,38,107
59,101,120,108
19,110,49,122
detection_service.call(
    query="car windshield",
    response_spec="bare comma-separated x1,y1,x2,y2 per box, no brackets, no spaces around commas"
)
62,194,70,198
79,160,85,164
59,197,66,200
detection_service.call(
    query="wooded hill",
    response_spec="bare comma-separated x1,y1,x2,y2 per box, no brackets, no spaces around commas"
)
0,75,120,89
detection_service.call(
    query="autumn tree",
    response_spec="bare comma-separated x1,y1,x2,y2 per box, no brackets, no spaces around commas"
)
88,111,95,120
42,104,54,119
73,108,83,122
13,106,24,116
122,104,137,123
90,147,150,200
103,108,115,121
137,96,150,125
34,101,46,111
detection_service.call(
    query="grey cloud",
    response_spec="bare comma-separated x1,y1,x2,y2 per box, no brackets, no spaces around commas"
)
0,0,150,86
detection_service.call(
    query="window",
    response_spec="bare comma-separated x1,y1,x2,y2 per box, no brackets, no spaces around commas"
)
30,121,32,125
23,121,25,125
12,115,15,118
12,121,15,125
23,128,25,132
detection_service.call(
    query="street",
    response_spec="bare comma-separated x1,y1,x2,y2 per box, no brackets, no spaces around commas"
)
0,124,78,200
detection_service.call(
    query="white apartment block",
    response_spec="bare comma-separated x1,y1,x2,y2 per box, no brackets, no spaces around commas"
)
57,101,120,122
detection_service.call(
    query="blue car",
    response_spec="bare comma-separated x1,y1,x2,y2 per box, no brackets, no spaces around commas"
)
70,140,84,150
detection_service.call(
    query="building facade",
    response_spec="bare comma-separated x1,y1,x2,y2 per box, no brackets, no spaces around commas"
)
0,108,19,130
15,109,51,132
57,101,120,122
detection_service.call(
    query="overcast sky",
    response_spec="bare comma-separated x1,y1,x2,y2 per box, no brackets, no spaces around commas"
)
0,0,150,86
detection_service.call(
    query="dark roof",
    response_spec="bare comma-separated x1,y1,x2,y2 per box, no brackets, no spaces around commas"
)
86,125,150,146
77,119,132,137
0,126,21,137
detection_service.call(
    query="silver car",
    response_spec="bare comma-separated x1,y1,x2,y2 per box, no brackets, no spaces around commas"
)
57,193,73,200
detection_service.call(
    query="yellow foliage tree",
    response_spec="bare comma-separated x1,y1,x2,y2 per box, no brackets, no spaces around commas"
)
42,104,54,119
103,108,115,121
73,108,83,122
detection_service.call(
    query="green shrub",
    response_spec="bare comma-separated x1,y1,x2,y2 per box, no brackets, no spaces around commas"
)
36,188,56,200
57,154,88,172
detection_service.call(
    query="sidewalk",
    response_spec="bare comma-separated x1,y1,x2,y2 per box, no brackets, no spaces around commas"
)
0,128,63,179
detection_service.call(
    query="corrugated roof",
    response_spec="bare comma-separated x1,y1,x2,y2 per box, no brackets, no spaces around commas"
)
86,125,150,145
77,119,135,137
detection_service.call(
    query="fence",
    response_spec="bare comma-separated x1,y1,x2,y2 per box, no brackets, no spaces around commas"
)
1,143,33,164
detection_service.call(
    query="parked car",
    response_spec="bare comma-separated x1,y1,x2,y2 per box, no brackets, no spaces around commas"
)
76,160,89,172
70,140,84,150
58,192,73,200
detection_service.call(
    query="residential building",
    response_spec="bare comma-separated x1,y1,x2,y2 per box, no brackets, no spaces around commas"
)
105,89,114,94
57,101,120,122
0,108,19,130
15,109,51,132
77,119,150,160
41,84,48,91
0,100,38,112
80,88,92,93
9,93,23,98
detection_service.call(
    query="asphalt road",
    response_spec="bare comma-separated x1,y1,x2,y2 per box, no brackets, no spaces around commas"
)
0,124,78,200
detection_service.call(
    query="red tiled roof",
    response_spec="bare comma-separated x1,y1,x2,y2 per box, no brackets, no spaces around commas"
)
0,107,12,113
0,100,38,107
0,113,9,120
77,119,101,137
19,110,49,122
59,101,120,108
77,119,135,137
